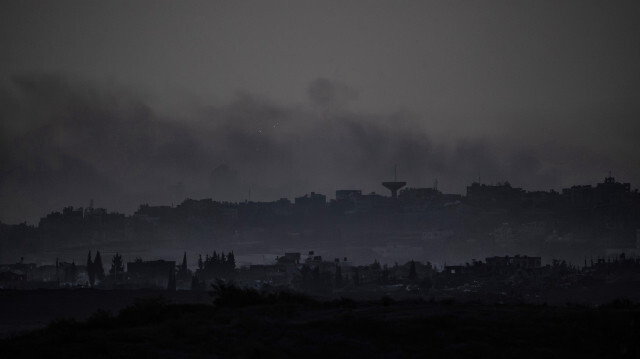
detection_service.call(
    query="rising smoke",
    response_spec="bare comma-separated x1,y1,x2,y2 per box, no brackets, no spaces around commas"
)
0,72,633,224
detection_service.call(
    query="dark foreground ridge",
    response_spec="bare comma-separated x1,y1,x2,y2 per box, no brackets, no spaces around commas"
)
1,284,639,358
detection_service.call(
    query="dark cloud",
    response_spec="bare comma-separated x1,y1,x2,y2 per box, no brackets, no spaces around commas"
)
0,74,633,224
0,72,213,222
307,78,358,109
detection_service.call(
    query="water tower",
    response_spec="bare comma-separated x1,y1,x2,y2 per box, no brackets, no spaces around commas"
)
382,166,406,198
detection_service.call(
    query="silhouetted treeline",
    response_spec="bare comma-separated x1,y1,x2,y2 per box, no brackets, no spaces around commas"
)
195,251,236,282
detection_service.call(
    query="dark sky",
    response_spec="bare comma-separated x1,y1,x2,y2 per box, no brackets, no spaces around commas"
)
1,1,639,224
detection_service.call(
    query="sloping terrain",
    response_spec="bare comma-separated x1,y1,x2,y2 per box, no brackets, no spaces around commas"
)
1,291,639,358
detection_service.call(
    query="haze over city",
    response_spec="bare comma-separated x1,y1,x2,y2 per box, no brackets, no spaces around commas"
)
1,1,639,224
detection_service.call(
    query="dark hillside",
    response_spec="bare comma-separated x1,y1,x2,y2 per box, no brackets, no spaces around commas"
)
1,288,639,358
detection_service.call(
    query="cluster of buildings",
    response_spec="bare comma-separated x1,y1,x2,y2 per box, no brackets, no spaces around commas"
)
4,244,640,306
1,175,639,273
0,253,183,290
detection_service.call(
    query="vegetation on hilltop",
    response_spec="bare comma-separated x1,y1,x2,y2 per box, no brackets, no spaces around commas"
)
1,285,639,358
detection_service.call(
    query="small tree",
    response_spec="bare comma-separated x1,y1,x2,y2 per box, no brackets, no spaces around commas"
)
110,252,125,282
87,251,95,286
94,251,106,281
181,252,188,272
